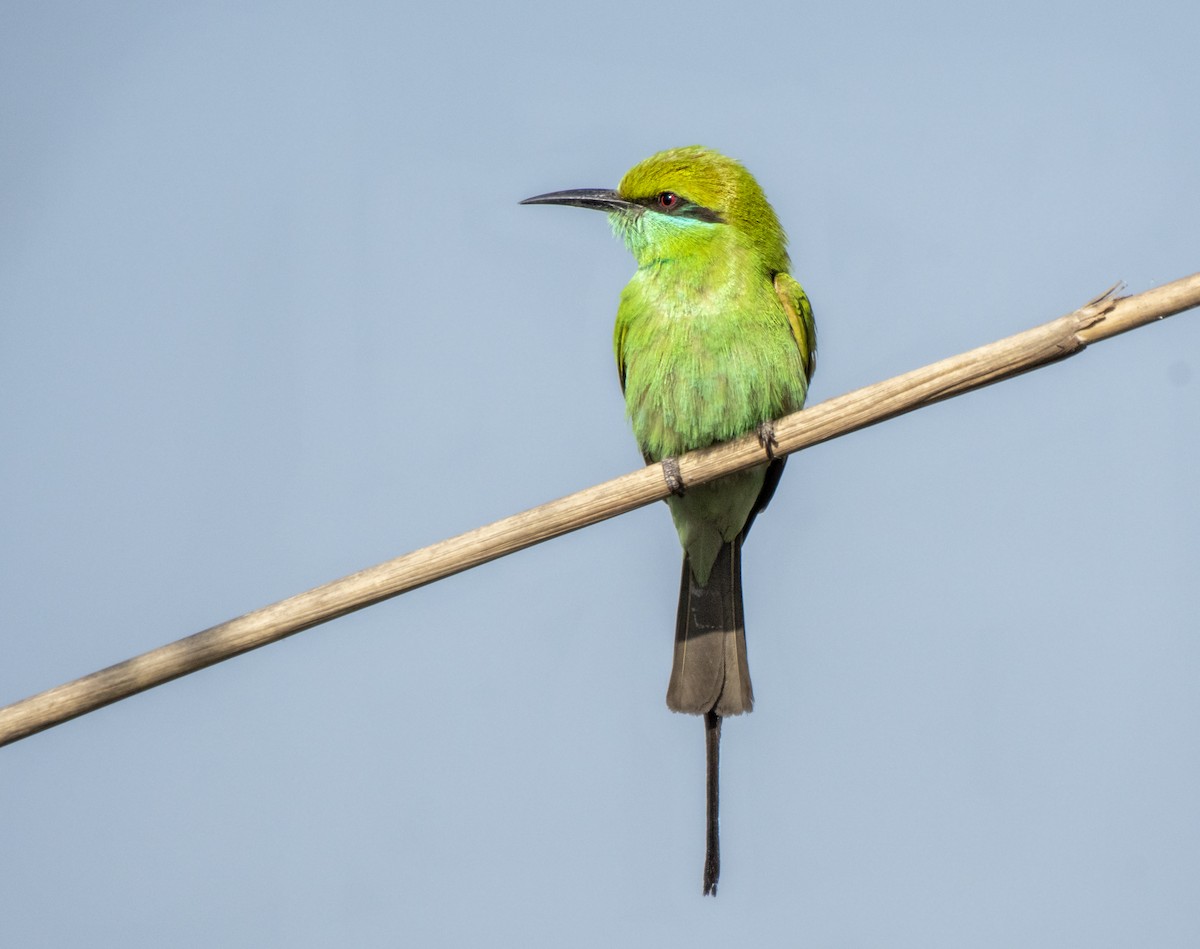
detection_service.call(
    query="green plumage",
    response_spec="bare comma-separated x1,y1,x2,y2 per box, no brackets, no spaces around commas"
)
522,145,816,896
611,149,812,583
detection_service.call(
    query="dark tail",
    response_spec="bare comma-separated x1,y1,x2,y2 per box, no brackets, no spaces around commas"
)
667,537,753,897
666,537,754,717
703,710,721,896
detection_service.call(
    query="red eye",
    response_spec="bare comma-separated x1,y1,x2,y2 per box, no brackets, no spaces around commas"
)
657,191,680,210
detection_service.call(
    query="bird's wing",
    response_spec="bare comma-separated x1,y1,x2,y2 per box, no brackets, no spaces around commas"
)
613,314,629,395
614,313,656,464
773,271,817,385
741,273,817,540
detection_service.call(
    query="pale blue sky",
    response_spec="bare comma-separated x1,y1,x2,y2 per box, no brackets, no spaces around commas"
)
2,2,1198,946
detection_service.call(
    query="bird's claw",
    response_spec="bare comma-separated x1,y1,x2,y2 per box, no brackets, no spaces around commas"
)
662,457,686,497
756,421,778,461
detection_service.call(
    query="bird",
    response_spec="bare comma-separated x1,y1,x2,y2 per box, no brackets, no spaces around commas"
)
522,146,816,895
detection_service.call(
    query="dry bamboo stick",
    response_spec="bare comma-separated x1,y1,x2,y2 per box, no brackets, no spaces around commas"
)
2,272,1197,748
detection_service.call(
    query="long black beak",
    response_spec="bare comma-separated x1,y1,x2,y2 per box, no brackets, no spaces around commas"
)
520,188,638,213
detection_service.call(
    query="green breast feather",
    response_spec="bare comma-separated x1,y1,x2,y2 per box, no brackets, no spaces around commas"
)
614,239,811,462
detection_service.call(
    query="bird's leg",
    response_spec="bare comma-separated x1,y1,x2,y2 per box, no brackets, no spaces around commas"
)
703,710,722,896
756,421,778,461
661,457,686,497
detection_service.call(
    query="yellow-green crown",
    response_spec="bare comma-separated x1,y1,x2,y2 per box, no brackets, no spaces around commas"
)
617,145,789,271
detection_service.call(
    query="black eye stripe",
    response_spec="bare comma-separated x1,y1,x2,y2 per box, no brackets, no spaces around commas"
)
682,205,723,224
639,194,723,224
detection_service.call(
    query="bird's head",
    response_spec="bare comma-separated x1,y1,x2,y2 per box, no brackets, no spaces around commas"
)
522,145,788,271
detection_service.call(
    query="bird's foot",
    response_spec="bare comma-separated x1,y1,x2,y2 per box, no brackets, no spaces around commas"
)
661,457,686,497
756,421,778,461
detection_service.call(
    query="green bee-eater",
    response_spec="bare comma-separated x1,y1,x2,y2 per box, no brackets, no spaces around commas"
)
523,145,816,895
